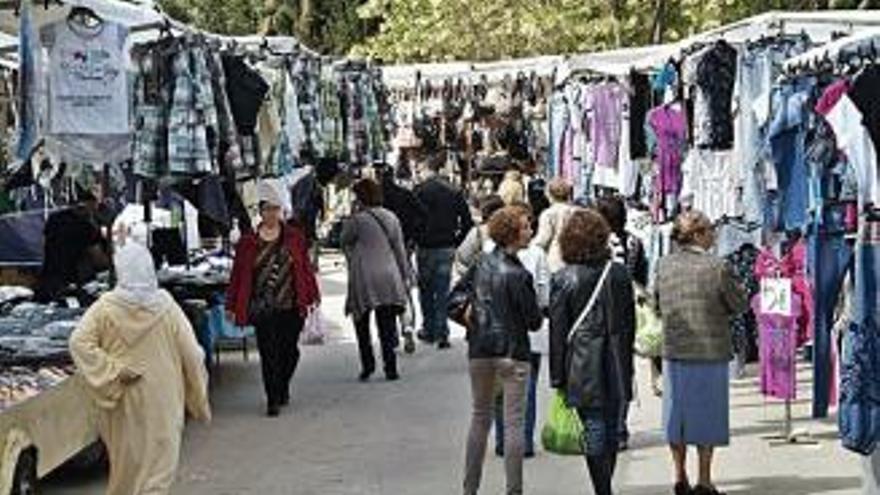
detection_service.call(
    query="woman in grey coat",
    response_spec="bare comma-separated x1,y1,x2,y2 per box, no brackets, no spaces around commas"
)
341,178,412,381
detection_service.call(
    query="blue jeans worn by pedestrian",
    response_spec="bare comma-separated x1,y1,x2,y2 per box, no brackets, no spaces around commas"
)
417,248,454,342
495,353,541,455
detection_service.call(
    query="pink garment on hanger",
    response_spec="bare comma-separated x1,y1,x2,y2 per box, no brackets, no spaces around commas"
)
815,79,852,117
752,293,803,400
585,83,626,169
647,104,687,223
647,104,687,196
753,240,814,347
559,127,575,182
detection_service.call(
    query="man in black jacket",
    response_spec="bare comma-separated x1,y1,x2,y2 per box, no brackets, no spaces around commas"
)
414,155,474,348
378,163,427,353
379,164,427,250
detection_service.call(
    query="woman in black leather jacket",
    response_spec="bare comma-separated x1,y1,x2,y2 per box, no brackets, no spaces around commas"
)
451,206,542,495
549,209,636,495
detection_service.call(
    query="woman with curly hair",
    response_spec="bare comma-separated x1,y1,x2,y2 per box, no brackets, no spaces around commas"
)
452,206,543,495
549,208,635,495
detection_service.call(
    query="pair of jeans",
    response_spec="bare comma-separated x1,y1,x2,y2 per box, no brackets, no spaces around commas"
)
840,221,880,454
578,406,620,495
464,358,529,495
253,310,304,407
494,353,541,454
809,231,854,418
417,248,455,341
354,305,399,376
767,77,816,232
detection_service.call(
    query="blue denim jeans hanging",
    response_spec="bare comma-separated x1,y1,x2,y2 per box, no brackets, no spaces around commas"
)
809,230,853,418
767,78,816,232
840,222,880,454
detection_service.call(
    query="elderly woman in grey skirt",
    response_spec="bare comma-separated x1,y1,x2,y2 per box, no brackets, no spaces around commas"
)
655,210,747,495
341,178,412,382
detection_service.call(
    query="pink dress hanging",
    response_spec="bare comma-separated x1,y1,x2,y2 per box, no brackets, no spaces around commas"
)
752,293,803,400
753,241,814,347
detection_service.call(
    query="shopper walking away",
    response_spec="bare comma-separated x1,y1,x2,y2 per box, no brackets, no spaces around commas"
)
494,202,550,458
69,241,211,495
452,206,542,495
455,194,506,276
227,182,320,416
533,178,576,272
596,195,648,451
415,155,474,349
378,163,428,353
655,210,747,495
378,163,428,249
342,178,411,381
549,209,635,495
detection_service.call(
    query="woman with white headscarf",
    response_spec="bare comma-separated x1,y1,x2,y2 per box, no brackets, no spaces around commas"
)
226,181,320,416
69,241,211,495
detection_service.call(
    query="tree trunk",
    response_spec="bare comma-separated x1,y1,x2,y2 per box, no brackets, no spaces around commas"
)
651,0,667,44
299,0,313,39
610,0,625,48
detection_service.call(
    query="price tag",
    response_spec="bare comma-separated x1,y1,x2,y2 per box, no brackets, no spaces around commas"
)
760,278,793,316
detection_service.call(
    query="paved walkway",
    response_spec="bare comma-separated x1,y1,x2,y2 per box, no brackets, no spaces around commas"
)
43,255,865,494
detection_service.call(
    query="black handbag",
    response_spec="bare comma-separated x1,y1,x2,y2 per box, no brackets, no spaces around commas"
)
447,266,475,329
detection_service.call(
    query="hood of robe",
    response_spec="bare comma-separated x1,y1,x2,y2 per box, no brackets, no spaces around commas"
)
105,242,176,346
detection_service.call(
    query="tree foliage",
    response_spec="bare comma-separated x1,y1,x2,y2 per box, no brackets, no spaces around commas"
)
352,0,880,63
157,0,375,55
158,0,879,62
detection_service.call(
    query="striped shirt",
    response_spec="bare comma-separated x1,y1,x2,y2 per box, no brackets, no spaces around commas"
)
252,236,295,312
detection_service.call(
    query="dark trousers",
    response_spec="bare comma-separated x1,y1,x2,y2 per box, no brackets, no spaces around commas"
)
354,305,399,375
254,310,304,407
578,407,620,495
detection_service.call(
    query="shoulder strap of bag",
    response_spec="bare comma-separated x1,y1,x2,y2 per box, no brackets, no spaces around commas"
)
566,262,612,343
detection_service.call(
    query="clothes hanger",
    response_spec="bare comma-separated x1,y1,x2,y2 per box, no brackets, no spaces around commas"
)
67,5,103,30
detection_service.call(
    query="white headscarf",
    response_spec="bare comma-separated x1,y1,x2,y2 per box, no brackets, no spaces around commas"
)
258,180,287,209
111,241,165,310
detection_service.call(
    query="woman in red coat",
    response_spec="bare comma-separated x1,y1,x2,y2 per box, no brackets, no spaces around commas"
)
227,183,320,416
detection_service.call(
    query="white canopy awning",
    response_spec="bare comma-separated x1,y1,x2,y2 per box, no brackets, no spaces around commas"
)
382,62,474,89
563,44,679,77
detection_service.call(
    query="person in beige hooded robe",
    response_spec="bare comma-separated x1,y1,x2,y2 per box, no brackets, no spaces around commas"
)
69,241,211,495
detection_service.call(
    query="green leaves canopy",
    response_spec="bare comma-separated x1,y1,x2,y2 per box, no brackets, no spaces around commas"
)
158,0,878,63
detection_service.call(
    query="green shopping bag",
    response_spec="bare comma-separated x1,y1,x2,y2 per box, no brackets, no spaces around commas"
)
541,391,584,455
634,301,663,357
